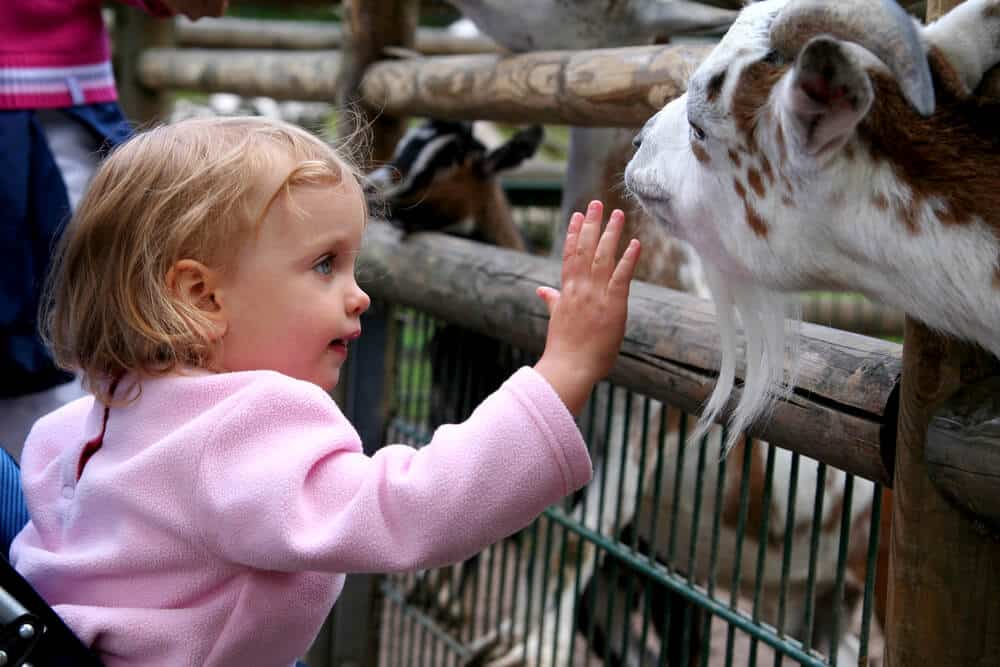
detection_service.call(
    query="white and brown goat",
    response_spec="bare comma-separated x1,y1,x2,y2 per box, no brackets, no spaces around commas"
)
626,0,1000,449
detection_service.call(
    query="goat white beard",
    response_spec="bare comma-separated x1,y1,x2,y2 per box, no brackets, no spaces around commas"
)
691,265,801,456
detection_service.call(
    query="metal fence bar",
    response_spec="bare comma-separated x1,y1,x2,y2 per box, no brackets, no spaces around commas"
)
372,297,888,666
858,489,883,667
773,451,801,667
543,508,829,666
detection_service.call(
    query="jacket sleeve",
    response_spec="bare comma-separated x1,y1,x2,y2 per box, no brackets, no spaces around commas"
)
194,367,591,573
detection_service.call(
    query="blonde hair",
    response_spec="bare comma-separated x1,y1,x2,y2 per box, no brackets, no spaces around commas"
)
42,116,365,404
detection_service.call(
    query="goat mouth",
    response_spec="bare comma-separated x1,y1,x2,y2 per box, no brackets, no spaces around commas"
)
629,191,676,225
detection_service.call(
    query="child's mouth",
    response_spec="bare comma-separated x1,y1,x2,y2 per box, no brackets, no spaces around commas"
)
330,330,361,353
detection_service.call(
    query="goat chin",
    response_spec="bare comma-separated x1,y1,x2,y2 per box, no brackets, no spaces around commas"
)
691,265,801,456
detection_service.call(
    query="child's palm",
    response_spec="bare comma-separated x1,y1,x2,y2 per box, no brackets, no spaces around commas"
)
535,202,640,414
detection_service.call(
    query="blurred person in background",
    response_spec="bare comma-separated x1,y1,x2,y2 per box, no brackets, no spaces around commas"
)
0,0,228,459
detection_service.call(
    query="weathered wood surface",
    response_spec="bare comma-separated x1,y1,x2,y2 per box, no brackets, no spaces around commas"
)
174,16,499,54
926,377,1000,530
139,48,342,101
884,5,1000,666
113,6,174,123
336,0,418,162
886,321,1000,667
359,44,713,127
138,43,711,126
800,296,905,338
358,221,901,485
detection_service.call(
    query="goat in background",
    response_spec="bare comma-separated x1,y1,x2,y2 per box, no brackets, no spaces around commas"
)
365,118,543,627
366,119,886,666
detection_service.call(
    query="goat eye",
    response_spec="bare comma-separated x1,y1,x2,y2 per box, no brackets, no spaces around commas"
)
689,121,706,141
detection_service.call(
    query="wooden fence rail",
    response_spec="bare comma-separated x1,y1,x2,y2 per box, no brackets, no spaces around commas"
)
359,221,901,486
137,43,712,126
174,16,500,54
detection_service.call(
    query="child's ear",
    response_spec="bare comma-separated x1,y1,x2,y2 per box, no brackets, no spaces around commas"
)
166,259,228,340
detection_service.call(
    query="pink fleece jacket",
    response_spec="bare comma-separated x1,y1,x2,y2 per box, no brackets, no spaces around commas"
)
10,367,590,666
0,1,171,109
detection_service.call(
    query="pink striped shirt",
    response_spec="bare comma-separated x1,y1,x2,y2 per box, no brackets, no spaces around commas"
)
0,1,172,109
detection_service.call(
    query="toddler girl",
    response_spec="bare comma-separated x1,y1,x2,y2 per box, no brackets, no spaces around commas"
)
10,116,640,666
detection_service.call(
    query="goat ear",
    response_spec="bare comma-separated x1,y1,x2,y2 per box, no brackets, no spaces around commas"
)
480,125,544,176
777,36,874,158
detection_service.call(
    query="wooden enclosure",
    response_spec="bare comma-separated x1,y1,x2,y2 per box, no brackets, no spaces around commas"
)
111,2,1000,665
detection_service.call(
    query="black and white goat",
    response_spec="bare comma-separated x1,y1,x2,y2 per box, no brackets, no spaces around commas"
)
366,119,543,626
367,119,543,253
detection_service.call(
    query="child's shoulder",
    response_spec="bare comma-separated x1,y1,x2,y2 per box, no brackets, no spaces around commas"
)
164,369,341,421
28,393,95,440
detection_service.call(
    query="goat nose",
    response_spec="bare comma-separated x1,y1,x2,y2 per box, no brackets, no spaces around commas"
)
632,130,644,149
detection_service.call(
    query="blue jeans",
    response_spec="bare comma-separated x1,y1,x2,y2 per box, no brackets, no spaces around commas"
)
0,103,131,398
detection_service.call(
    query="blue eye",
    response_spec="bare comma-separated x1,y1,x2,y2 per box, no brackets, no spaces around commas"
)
314,256,334,275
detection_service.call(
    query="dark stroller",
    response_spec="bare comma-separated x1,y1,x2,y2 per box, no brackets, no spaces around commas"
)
0,447,104,666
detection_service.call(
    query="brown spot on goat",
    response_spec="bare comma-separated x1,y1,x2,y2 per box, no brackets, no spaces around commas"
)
897,194,923,235
747,167,766,197
732,177,767,236
775,122,788,165
937,202,963,227
760,154,774,185
872,193,889,210
733,179,747,199
745,200,769,237
732,60,788,156
691,141,711,165
706,69,727,103
859,48,1000,234
728,148,742,168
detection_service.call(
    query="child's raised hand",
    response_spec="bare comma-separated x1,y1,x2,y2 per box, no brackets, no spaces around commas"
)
534,201,641,415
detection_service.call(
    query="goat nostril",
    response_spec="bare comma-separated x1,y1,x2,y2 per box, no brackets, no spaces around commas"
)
632,132,643,149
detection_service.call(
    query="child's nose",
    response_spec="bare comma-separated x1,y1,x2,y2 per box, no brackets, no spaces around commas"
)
348,284,371,316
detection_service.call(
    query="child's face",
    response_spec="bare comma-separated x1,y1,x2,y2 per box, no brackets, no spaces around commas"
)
213,179,371,391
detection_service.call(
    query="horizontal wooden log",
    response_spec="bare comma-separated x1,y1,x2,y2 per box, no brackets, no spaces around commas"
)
174,17,499,54
800,295,905,338
359,44,713,126
926,377,1000,531
359,221,901,484
139,48,342,101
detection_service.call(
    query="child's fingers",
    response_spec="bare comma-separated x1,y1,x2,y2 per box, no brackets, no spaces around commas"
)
591,209,625,281
608,239,641,296
562,212,584,280
574,201,604,267
536,285,560,314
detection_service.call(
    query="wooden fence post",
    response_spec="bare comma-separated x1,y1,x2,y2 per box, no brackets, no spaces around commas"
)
885,8,1000,666
307,4,417,666
336,0,419,165
112,5,173,124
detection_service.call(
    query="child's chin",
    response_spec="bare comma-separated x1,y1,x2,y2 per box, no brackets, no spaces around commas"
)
321,370,341,392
